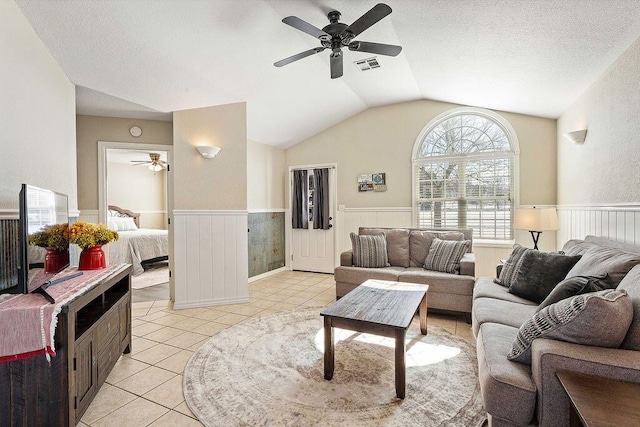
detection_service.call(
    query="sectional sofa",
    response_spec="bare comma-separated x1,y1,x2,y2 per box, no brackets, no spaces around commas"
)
472,235,640,426
334,227,475,320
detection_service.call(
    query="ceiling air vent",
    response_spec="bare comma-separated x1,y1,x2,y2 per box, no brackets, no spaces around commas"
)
354,57,381,71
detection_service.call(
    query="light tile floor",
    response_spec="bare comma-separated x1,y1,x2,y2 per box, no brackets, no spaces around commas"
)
80,271,473,426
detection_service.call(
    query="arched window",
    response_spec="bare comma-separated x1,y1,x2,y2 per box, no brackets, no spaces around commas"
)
412,108,519,240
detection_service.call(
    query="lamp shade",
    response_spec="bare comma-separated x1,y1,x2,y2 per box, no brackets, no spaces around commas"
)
513,207,559,231
196,146,221,159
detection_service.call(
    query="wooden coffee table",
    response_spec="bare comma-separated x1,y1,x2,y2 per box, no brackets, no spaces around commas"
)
320,279,428,399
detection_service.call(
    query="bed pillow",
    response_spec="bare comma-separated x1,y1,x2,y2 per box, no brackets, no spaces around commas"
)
508,251,582,303
494,243,531,287
424,238,471,274
508,289,633,364
350,232,389,268
536,275,608,311
108,217,138,231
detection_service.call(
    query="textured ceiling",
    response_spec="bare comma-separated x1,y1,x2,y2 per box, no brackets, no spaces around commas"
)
15,0,640,148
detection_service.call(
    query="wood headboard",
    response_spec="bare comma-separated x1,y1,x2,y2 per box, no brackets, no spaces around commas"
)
107,205,141,228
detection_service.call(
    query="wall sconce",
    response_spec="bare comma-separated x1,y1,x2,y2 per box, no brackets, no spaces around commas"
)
514,206,559,250
563,129,587,144
196,146,221,159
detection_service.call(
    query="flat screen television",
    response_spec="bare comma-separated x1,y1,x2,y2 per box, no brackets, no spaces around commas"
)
0,184,69,296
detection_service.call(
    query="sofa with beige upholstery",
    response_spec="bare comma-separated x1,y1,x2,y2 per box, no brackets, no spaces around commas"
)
334,227,476,320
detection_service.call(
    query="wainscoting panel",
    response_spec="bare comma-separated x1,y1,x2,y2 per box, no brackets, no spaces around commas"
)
557,205,640,248
173,210,249,309
248,212,285,278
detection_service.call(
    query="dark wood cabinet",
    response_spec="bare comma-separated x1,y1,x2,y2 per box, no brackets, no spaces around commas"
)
0,265,132,426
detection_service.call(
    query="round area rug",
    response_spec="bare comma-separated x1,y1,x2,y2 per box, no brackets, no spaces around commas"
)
184,307,485,427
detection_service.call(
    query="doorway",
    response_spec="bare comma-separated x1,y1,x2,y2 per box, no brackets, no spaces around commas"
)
290,165,337,274
97,141,174,299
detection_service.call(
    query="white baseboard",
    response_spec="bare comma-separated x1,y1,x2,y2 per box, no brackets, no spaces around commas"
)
248,266,287,283
173,296,250,310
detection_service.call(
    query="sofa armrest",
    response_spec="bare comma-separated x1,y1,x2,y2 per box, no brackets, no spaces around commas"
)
340,250,353,266
531,338,640,427
459,252,475,276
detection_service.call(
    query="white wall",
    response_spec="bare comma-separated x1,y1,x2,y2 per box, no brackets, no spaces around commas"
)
247,139,285,210
107,162,167,229
557,35,640,247
0,1,77,212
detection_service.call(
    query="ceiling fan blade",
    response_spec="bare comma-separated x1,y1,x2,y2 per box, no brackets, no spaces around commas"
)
274,47,325,67
130,161,148,164
340,3,392,40
348,41,402,56
330,50,343,79
282,16,330,40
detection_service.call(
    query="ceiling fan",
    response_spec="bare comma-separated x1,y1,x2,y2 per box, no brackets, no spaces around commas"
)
274,3,402,79
131,153,166,172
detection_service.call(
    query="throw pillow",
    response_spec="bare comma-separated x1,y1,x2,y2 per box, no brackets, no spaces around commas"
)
494,243,530,287
409,230,465,267
616,264,640,351
537,275,608,311
424,238,471,274
350,232,390,268
508,251,582,303
564,245,640,288
508,289,633,364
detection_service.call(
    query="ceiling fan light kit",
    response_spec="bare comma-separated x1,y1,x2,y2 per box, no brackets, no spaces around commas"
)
274,3,402,79
131,152,167,172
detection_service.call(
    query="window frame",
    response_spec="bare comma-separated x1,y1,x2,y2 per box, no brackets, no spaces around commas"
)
411,107,520,242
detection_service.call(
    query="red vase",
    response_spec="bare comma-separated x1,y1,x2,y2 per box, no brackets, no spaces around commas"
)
44,248,70,273
78,245,106,270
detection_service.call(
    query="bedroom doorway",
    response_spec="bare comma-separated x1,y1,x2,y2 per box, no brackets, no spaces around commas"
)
98,141,174,300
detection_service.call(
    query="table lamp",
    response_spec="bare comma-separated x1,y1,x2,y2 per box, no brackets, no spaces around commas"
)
513,207,559,250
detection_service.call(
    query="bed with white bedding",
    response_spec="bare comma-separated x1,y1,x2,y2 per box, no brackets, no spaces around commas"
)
105,205,168,276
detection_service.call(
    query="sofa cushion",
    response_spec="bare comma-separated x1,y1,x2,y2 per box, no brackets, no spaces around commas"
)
565,245,640,288
617,264,640,350
398,268,475,296
350,232,389,268
409,230,464,267
334,266,405,285
494,243,530,287
474,277,539,305
508,251,582,303
537,275,608,311
561,239,597,256
477,323,537,426
424,238,471,274
508,289,633,364
472,297,538,337
360,227,411,268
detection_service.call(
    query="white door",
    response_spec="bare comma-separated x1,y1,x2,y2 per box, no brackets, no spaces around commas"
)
291,168,335,273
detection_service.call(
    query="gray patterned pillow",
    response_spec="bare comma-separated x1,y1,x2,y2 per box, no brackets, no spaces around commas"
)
508,289,633,364
350,232,389,268
424,238,471,274
494,243,530,287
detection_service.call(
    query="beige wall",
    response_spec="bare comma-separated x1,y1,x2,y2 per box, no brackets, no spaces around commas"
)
76,115,173,210
0,1,77,211
247,139,285,210
558,36,640,205
285,99,557,209
173,103,247,210
107,162,167,229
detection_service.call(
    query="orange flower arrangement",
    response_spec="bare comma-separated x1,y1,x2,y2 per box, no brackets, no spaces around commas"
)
69,221,119,249
28,223,70,251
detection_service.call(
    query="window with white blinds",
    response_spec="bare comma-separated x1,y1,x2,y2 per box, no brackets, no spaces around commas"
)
413,109,518,240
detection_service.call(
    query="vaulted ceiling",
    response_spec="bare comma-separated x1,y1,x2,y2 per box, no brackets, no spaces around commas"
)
16,0,640,148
